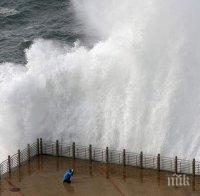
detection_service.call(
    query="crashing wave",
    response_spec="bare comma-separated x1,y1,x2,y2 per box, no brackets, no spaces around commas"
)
1,0,200,161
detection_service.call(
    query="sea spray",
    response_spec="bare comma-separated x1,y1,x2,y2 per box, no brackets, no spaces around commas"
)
0,0,200,161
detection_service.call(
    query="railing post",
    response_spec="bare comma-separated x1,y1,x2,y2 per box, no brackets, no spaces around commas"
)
175,156,178,174
89,145,92,162
123,149,126,166
18,150,21,167
27,144,31,162
56,140,59,157
140,151,143,169
72,142,75,159
8,155,11,174
106,147,109,164
193,158,196,176
157,154,160,171
40,138,43,155
37,138,40,155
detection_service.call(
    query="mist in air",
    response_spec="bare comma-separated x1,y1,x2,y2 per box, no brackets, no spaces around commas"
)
0,0,200,161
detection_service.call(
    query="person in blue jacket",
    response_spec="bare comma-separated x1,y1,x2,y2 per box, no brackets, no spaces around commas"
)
63,169,74,183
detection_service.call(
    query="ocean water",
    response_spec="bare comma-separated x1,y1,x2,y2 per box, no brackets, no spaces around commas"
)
0,0,87,64
1,0,200,161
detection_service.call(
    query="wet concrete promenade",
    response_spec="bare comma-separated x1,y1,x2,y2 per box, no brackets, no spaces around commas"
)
0,155,200,196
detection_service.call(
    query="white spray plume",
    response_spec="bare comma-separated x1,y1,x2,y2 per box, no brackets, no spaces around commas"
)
1,0,200,161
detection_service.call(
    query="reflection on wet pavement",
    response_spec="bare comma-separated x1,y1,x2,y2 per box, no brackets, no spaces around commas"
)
0,155,200,196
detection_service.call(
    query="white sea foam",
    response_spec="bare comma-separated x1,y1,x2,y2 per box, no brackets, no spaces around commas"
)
1,0,200,161
0,7,19,17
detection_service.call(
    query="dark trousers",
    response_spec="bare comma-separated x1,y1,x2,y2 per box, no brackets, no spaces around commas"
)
63,179,71,183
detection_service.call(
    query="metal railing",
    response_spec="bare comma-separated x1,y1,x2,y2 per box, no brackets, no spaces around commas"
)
0,138,200,180
0,141,39,179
